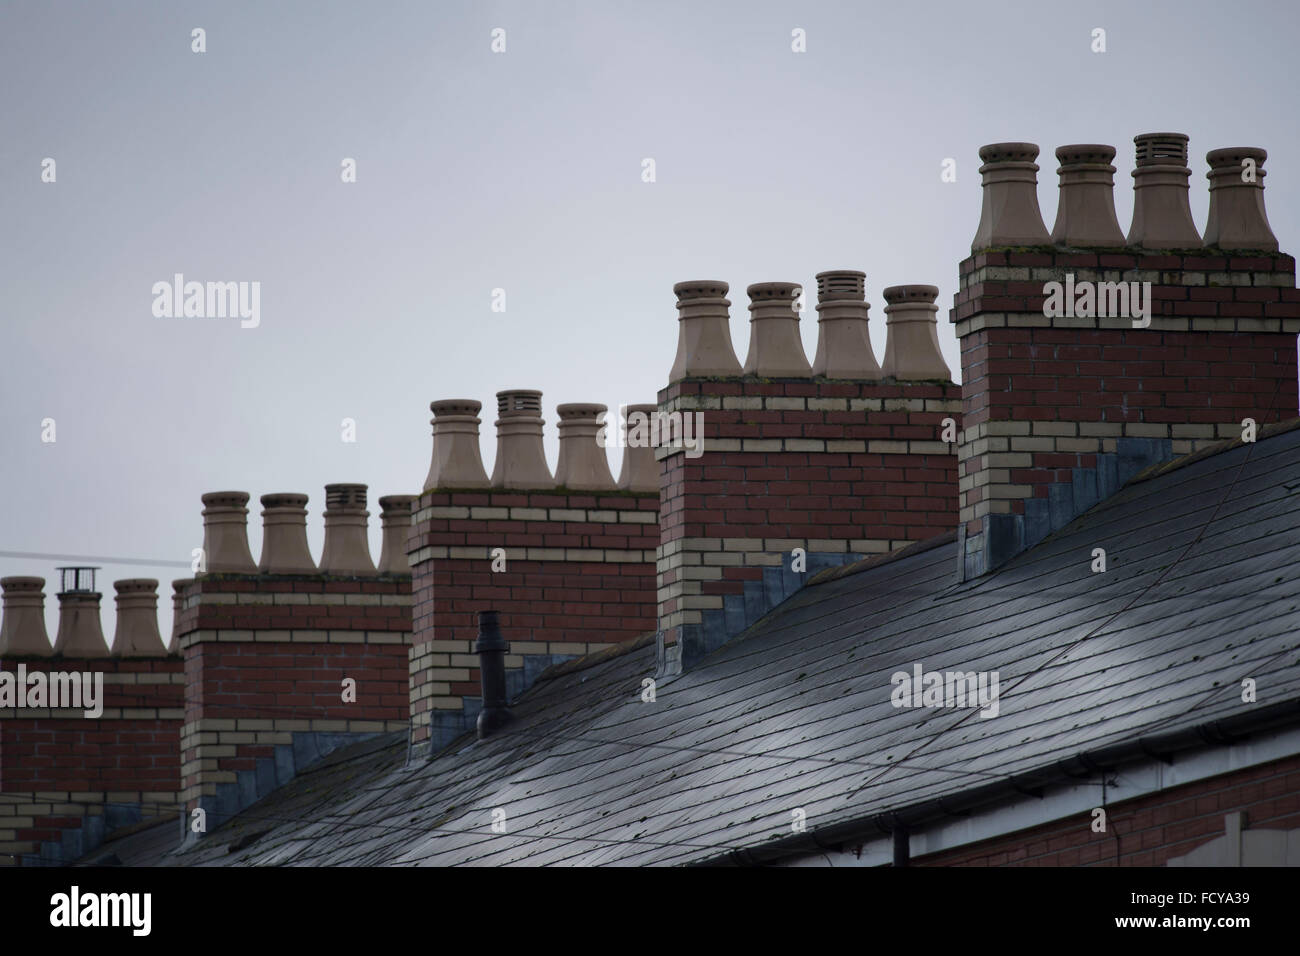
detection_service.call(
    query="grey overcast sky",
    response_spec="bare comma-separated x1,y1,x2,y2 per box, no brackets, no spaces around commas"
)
3,0,1299,645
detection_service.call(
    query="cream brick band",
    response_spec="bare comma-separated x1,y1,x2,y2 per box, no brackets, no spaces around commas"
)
961,264,1294,289
956,313,1299,337
408,545,653,564
178,591,412,611
411,504,657,524
178,629,409,650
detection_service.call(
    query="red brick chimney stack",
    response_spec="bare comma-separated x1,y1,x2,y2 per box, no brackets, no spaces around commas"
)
954,134,1300,578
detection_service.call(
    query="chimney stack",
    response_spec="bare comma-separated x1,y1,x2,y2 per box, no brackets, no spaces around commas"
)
952,135,1300,579
424,400,491,491
491,390,555,489
200,491,257,573
1050,144,1126,247
881,285,952,380
378,495,415,574
1203,147,1279,251
743,282,813,376
617,404,659,492
258,493,317,574
318,483,376,574
668,281,742,381
111,578,167,657
1127,132,1202,248
474,610,511,739
0,576,52,656
971,143,1051,250
554,404,617,491
812,270,881,379
656,275,963,675
52,568,109,658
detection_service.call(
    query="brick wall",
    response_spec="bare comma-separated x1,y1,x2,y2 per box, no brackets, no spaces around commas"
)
915,752,1300,867
954,249,1300,576
657,378,961,674
174,574,410,831
407,489,658,752
0,655,183,865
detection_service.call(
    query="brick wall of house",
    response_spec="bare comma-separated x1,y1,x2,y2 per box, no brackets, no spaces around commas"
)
915,752,1300,867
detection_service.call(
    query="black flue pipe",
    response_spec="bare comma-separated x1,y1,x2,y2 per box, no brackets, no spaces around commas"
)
475,610,511,739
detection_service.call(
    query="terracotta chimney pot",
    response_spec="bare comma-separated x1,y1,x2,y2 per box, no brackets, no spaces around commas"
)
111,578,167,657
669,281,742,381
1051,144,1126,247
424,399,491,491
881,285,952,381
743,282,813,377
200,491,258,573
617,404,660,493
0,576,52,656
554,404,617,491
971,142,1051,250
378,495,415,574
258,493,317,574
1203,146,1278,251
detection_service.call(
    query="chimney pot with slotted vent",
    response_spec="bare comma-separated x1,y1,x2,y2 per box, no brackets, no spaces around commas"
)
491,390,555,489
813,270,881,379
1127,132,1202,248
319,483,377,574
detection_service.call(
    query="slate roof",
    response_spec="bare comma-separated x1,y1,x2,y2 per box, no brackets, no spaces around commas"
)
91,422,1300,866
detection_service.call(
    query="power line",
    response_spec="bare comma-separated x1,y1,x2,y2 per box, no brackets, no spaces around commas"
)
0,550,192,569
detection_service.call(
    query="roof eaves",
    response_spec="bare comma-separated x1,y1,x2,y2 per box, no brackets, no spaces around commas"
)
695,696,1300,867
